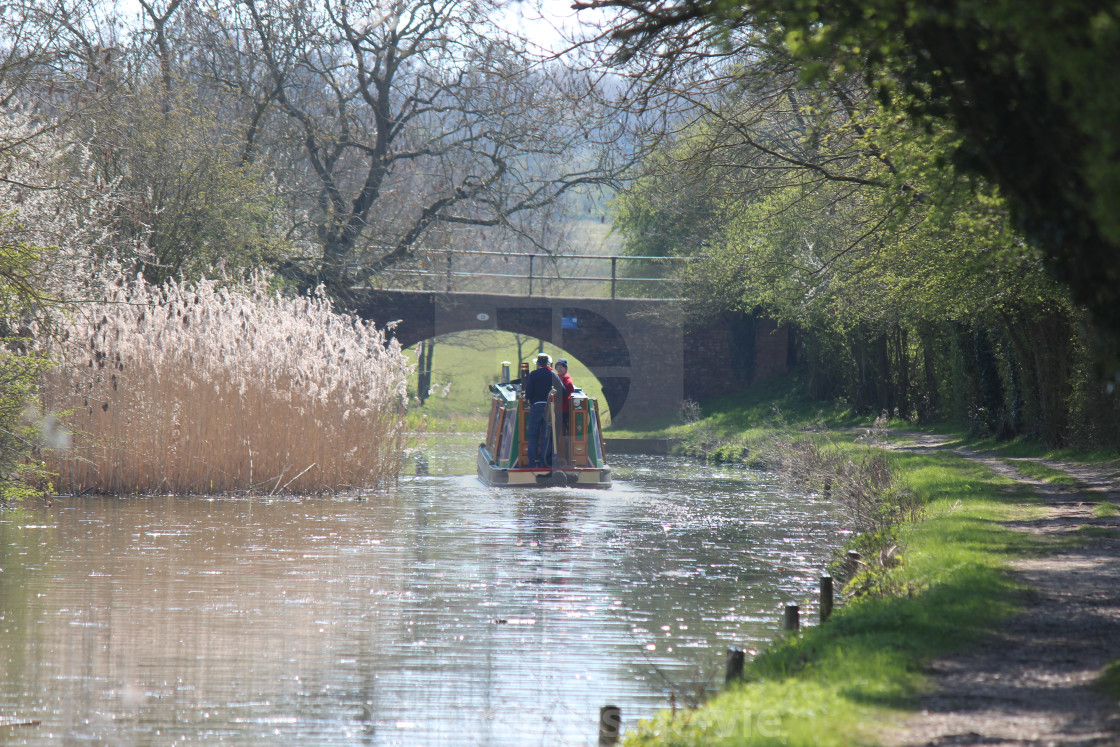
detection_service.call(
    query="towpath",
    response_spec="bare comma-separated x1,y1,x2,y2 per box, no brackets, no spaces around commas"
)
877,431,1120,746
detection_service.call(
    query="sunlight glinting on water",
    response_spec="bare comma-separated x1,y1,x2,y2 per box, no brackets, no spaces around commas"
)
0,447,843,745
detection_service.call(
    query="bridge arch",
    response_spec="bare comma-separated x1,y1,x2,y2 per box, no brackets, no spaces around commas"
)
409,302,634,418
399,330,614,423
352,290,677,422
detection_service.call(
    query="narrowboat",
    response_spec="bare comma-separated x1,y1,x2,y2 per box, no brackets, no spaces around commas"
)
477,374,611,489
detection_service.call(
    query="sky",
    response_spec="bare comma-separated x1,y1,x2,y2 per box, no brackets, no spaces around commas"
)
109,0,614,57
493,0,614,54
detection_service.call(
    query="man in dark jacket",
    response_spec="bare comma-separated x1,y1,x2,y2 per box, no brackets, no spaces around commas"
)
524,353,563,467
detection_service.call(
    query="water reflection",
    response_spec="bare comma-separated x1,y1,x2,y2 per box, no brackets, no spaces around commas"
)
0,444,843,745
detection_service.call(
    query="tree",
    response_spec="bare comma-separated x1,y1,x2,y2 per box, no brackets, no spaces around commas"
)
0,103,119,498
612,144,721,259
85,80,292,284
178,0,622,302
0,1,111,500
606,38,1111,442
580,0,1120,351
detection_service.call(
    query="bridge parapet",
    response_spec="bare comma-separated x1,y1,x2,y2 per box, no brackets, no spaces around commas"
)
379,249,692,300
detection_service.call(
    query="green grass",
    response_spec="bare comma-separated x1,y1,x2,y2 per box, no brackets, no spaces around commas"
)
624,448,1050,747
1095,659,1120,699
1000,459,1084,487
607,378,888,468
608,376,870,439
612,378,1120,469
403,330,609,432
832,417,1120,465
1093,502,1120,518
1080,525,1120,539
933,431,1119,463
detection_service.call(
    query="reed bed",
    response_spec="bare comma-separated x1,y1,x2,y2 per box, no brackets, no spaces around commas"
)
40,273,412,495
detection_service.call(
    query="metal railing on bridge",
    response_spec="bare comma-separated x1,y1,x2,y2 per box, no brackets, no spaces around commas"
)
378,249,693,299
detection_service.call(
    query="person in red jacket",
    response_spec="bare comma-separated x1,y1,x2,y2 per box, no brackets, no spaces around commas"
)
554,358,576,434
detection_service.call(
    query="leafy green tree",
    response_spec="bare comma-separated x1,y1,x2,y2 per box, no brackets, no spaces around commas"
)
0,330,53,500
586,0,1120,349
0,118,102,499
611,57,1110,442
612,145,721,259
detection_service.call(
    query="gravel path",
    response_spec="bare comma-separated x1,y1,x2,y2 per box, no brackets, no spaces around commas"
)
879,432,1120,746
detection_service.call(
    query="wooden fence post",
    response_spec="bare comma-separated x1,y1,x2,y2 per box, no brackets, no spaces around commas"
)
783,603,800,632
820,574,834,623
726,647,745,684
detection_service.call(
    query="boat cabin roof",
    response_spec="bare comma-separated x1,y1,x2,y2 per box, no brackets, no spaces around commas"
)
489,381,587,405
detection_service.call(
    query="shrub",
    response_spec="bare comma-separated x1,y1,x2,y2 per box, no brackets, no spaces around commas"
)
40,272,411,494
0,105,120,500
0,345,54,500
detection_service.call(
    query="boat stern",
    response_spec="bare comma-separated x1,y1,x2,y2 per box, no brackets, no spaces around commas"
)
477,445,611,488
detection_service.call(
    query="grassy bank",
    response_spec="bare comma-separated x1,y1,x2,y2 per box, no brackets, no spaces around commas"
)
606,377,868,439
615,376,1118,466
624,440,1051,746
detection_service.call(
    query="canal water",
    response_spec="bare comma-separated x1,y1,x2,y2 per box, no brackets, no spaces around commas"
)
0,439,845,745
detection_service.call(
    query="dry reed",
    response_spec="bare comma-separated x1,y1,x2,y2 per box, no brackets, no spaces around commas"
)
40,272,412,495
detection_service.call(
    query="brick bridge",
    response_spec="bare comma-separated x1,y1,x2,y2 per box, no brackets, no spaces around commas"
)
352,289,790,425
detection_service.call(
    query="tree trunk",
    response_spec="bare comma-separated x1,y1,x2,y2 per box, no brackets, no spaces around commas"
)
875,333,892,415
893,325,911,419
1029,310,1073,446
1001,306,1072,446
971,326,1006,436
853,337,872,411
920,326,941,419
417,340,435,405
